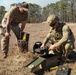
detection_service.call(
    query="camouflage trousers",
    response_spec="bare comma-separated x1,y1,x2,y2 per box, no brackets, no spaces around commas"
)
46,41,74,58
1,24,20,55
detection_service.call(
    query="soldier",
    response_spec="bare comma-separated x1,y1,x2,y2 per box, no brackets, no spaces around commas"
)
1,2,29,58
41,14,75,60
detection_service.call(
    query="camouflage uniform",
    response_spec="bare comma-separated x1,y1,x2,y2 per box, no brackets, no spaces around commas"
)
1,5,28,57
42,14,75,57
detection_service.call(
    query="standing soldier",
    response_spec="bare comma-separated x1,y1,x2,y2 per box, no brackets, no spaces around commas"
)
41,14,75,60
1,2,29,58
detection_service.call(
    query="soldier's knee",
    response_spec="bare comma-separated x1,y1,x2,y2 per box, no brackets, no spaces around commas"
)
65,43,71,50
65,43,73,54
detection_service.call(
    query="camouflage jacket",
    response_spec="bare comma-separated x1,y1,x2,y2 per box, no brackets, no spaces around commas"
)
43,22,75,47
3,6,28,25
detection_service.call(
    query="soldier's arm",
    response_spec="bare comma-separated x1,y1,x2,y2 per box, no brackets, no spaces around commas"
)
54,25,69,47
4,14,13,38
21,21,27,32
4,6,15,33
5,17,13,33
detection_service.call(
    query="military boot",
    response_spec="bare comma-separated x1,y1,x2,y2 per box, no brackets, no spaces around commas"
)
2,53,8,59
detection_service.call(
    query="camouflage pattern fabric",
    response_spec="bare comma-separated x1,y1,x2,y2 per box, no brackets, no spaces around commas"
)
4,6,28,24
1,6,28,56
43,22,75,57
1,25,21,55
2,6,28,28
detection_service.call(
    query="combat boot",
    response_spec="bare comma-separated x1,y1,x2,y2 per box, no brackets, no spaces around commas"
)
2,53,8,59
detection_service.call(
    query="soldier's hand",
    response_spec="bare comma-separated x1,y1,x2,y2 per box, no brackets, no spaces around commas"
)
5,32,11,38
49,45,56,50
40,44,45,49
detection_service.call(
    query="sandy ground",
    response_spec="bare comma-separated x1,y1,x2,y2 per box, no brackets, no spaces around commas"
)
0,22,76,75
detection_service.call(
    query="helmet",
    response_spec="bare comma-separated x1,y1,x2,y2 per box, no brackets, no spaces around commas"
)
47,14,59,26
19,2,28,11
21,2,28,9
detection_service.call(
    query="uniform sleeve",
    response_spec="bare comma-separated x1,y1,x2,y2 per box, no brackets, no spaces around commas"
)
3,6,16,32
4,6,16,19
24,11,28,21
54,25,69,47
43,28,52,45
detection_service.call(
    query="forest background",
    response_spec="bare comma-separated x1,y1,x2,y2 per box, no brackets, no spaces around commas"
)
0,0,76,23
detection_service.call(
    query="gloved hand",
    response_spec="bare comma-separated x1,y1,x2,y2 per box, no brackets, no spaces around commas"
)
40,44,45,49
